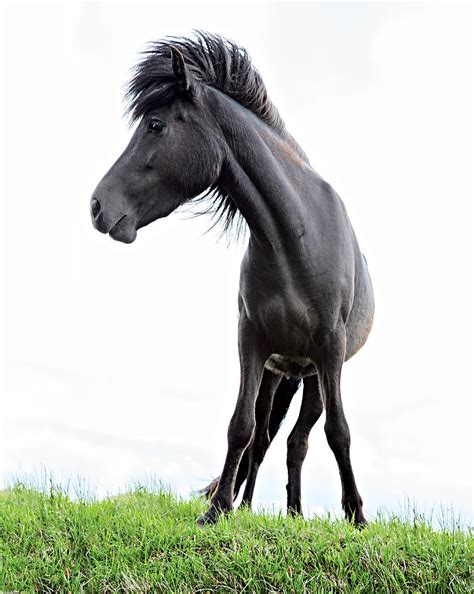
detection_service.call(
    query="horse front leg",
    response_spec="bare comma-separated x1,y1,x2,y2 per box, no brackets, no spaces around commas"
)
198,320,268,526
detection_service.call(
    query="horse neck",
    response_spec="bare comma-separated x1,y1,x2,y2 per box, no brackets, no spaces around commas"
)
212,91,311,251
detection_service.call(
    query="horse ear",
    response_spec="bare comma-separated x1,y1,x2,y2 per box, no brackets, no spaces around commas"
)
169,45,195,96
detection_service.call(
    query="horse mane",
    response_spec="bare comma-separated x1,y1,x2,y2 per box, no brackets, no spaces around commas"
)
125,31,306,239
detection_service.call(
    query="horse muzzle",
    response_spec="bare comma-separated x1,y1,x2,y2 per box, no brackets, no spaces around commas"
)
90,197,137,244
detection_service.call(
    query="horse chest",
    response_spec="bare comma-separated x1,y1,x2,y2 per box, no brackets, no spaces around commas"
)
256,294,314,335
242,286,319,350
240,260,325,335
240,261,347,378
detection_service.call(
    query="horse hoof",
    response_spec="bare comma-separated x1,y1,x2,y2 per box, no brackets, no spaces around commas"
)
287,506,303,518
197,505,222,526
355,516,368,529
346,511,368,528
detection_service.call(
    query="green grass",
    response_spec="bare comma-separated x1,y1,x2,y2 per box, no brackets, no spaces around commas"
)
0,485,471,593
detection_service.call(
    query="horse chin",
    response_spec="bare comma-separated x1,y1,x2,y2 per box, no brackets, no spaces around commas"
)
108,215,137,244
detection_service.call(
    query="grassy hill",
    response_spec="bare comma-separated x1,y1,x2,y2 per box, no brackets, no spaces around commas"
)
0,485,471,593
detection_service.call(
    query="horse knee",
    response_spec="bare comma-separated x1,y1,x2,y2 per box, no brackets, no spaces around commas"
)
228,413,255,452
324,417,350,453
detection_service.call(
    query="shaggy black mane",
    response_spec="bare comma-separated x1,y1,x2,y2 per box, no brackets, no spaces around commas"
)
127,31,286,130
125,31,305,238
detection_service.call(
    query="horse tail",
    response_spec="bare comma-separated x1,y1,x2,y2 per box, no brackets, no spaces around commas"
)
198,377,301,500
197,476,220,500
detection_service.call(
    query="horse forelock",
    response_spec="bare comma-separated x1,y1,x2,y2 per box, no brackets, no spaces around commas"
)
125,31,284,132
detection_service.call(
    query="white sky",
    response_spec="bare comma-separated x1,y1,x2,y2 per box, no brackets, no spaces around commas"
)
1,1,472,524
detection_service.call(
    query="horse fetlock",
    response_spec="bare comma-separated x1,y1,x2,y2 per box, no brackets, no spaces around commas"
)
287,504,303,518
342,494,366,526
238,498,252,511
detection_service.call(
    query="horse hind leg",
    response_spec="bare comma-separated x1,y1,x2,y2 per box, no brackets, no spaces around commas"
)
240,374,301,508
286,374,324,516
239,370,280,507
200,376,300,505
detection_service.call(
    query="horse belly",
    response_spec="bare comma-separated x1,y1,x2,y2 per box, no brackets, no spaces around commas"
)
345,255,375,360
265,354,317,379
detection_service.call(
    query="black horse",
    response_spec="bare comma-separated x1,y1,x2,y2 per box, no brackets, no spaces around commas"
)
90,33,374,526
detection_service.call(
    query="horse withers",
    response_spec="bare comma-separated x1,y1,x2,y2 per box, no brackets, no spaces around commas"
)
90,33,374,526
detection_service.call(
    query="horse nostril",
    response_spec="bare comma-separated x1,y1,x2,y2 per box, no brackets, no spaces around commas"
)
91,198,101,219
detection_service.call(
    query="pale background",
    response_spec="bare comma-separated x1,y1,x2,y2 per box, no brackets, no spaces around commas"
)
1,1,472,524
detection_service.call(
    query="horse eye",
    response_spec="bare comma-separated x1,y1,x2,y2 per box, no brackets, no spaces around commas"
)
148,119,166,134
